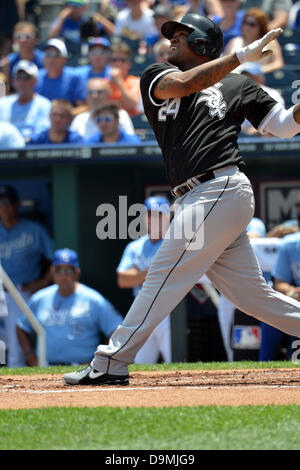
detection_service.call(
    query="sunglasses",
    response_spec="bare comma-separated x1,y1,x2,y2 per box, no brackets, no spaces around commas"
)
95,115,114,124
14,32,36,40
54,266,76,275
89,49,109,57
87,89,107,96
45,50,62,58
14,73,32,80
242,19,258,27
110,57,129,63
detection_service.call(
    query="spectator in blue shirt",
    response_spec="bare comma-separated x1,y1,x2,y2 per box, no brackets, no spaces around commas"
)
1,21,44,87
0,60,51,142
76,37,112,99
48,0,90,42
212,0,245,50
86,103,141,144
35,38,85,107
16,248,123,366
0,185,54,367
28,99,83,145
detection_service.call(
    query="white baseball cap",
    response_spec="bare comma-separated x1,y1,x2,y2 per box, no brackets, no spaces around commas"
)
12,60,39,77
45,38,68,58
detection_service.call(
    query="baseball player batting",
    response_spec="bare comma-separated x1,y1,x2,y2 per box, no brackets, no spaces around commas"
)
64,14,300,386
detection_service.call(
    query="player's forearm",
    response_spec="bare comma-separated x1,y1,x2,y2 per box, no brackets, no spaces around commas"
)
155,53,239,99
274,280,300,299
117,269,147,288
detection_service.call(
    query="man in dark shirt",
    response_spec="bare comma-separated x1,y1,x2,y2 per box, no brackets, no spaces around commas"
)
63,14,300,387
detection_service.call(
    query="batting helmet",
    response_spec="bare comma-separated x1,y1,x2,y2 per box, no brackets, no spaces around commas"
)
161,13,223,59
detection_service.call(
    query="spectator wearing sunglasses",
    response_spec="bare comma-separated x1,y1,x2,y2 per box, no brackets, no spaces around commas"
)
0,185,54,367
35,38,85,108
28,99,83,145
0,60,51,141
1,21,44,88
108,41,142,117
70,78,135,140
224,8,284,73
76,37,112,98
16,248,123,366
86,103,141,144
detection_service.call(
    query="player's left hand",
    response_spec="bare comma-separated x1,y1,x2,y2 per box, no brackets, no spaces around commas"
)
236,28,283,64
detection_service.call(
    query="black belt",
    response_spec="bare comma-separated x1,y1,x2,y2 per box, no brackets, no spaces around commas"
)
172,171,215,198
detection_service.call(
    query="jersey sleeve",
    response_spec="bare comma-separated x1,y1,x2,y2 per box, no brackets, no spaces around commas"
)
117,243,136,272
140,62,179,108
272,242,293,283
239,76,280,130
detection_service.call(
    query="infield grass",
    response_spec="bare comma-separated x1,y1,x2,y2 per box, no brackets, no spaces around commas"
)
0,405,300,450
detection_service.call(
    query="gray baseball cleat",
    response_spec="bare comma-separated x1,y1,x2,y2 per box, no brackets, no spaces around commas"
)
63,365,129,386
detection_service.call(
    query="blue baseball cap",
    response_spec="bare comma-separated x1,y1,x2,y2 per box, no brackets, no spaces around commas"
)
52,248,79,267
144,196,170,214
88,37,111,49
246,217,266,237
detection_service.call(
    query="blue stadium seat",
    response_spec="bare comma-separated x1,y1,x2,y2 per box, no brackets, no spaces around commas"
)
129,53,155,76
265,69,299,87
278,28,300,46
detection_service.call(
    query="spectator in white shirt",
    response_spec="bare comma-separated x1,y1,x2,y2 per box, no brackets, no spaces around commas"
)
70,77,135,139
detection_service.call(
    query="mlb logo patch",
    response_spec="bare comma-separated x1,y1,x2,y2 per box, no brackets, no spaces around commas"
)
232,325,261,349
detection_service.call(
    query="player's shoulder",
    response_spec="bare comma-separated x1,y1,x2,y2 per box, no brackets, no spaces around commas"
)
18,217,47,232
222,72,250,87
76,283,106,302
124,234,150,250
29,284,58,303
281,231,300,247
141,62,178,83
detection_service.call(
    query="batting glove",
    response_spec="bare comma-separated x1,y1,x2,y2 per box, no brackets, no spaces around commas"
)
236,28,283,64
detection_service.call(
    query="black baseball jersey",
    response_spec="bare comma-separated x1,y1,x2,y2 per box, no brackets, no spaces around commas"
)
140,62,279,188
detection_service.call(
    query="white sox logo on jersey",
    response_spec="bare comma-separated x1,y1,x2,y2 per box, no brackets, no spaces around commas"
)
196,83,227,120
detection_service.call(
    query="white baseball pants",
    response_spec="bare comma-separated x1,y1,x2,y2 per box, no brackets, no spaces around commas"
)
92,165,300,375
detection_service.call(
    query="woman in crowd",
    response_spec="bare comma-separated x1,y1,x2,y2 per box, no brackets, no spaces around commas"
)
224,7,284,73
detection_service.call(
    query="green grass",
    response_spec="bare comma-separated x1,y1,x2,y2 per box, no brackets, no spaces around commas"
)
1,360,299,375
1,361,300,450
0,405,299,450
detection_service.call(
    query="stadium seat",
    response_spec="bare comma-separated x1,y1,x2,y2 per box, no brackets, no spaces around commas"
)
131,113,156,141
265,69,299,88
129,53,155,76
277,28,300,46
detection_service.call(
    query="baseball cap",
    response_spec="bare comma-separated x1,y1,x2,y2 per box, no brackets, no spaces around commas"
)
144,196,170,214
246,217,266,237
153,5,173,19
52,248,79,267
45,38,68,58
239,62,264,77
12,60,38,78
65,0,89,6
88,37,111,49
0,185,19,203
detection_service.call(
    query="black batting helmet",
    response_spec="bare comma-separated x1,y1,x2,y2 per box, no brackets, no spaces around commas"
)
161,13,224,59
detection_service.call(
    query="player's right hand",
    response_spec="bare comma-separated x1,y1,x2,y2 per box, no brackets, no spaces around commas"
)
235,28,283,64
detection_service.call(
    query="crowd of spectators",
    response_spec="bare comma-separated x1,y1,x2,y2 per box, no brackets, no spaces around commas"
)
0,0,299,149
